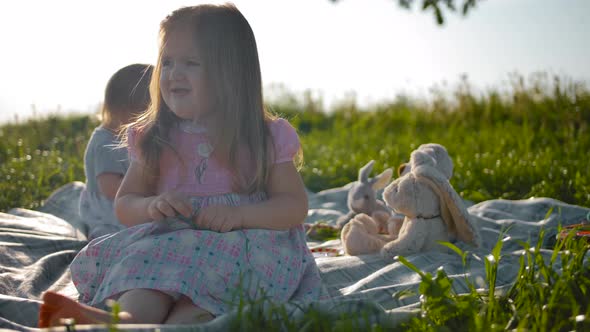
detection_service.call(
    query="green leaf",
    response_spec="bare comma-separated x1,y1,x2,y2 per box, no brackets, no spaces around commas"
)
438,241,467,266
396,255,426,278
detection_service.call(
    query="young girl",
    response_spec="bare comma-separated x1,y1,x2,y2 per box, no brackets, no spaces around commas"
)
39,3,321,326
79,63,153,240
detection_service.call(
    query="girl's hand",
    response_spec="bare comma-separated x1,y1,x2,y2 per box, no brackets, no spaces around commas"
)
148,191,192,221
194,205,243,233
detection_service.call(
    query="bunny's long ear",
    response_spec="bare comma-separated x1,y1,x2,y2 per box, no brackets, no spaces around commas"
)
414,165,481,247
359,160,375,183
370,168,393,191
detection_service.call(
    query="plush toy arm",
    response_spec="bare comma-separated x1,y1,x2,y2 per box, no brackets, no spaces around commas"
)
352,213,380,233
371,210,391,233
386,215,404,239
380,218,428,258
336,210,357,229
341,214,389,255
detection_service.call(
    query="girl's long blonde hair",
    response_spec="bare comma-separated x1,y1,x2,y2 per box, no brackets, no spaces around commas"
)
123,3,279,193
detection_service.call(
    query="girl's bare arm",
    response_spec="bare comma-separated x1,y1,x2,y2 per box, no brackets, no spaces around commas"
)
238,161,309,230
114,160,156,227
115,160,193,227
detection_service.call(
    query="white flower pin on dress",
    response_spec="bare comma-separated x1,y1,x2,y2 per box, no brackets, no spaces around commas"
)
197,142,214,158
195,142,214,184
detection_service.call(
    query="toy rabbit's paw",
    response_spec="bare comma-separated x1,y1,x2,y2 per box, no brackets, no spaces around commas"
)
341,219,386,255
371,211,391,234
352,213,380,234
387,216,404,239
380,245,394,260
336,212,355,229
380,235,419,258
380,240,407,259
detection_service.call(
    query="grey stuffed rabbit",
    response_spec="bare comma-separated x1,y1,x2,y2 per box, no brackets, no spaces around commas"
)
336,160,393,229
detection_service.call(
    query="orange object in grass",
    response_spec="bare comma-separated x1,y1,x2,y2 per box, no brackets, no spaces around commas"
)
557,212,590,241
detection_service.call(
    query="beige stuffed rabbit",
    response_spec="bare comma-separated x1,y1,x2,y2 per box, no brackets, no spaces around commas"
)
388,143,454,236
398,143,453,179
341,147,481,257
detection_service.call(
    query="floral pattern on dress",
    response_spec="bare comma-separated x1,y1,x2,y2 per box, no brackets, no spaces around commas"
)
70,193,322,316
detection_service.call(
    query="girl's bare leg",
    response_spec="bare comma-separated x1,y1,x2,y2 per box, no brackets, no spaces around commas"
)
38,289,174,327
164,296,214,324
116,288,174,324
39,291,133,327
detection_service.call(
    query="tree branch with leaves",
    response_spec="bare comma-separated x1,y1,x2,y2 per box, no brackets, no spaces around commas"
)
329,0,482,25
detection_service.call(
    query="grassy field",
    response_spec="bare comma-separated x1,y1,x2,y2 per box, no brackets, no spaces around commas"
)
1,74,589,330
2,75,589,211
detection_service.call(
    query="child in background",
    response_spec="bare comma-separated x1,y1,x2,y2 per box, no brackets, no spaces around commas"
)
79,63,153,240
39,3,321,326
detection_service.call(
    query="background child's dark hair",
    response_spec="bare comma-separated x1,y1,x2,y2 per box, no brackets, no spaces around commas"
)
101,63,154,126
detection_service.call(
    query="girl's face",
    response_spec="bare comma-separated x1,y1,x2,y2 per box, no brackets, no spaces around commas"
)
159,27,211,121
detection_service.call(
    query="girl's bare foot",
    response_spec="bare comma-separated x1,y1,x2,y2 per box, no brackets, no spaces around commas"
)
38,291,132,327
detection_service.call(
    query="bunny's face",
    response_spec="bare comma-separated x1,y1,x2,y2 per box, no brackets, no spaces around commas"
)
382,176,413,217
346,160,393,215
383,173,440,219
349,183,377,213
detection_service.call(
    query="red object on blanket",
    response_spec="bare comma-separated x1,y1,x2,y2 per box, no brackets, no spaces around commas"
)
557,213,590,242
310,247,344,257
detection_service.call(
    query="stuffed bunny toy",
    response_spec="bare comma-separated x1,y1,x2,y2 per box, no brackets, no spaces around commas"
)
335,160,393,230
398,143,453,179
341,148,481,257
390,143,454,227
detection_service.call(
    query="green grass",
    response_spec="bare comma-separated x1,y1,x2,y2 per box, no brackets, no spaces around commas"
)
0,115,93,210
1,73,589,330
283,74,590,207
397,227,590,331
2,74,589,211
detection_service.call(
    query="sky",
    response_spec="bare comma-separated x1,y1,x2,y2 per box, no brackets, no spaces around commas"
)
0,0,588,123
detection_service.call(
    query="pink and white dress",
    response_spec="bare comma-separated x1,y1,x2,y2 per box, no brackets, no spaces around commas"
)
70,118,321,315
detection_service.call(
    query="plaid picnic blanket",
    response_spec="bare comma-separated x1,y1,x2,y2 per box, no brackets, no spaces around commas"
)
0,182,87,331
1,181,589,331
